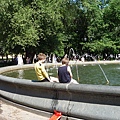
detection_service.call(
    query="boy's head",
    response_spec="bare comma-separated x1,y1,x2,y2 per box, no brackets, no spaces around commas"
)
62,58,69,65
37,53,46,61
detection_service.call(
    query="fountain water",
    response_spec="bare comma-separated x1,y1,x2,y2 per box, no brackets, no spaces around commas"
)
68,48,80,81
45,54,58,77
18,69,24,79
81,53,109,84
68,49,109,84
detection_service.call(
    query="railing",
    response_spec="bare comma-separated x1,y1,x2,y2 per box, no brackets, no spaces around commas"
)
0,64,120,120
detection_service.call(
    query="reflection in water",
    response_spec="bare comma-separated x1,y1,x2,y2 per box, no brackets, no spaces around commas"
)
2,64,120,86
68,48,109,84
18,70,24,79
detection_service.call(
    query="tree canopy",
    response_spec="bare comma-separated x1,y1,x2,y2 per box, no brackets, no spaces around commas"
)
0,0,119,59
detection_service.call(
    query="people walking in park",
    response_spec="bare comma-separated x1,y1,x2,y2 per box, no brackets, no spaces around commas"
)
58,57,78,84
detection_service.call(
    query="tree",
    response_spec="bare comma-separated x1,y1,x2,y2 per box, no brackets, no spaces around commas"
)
31,0,66,56
0,0,66,59
103,0,120,55
79,0,120,58
0,0,119,60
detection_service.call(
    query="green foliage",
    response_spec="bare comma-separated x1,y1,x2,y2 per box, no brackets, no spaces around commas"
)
103,0,120,54
10,6,39,47
0,0,119,58
81,0,120,55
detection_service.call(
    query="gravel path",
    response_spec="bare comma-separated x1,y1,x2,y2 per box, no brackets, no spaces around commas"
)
0,100,49,120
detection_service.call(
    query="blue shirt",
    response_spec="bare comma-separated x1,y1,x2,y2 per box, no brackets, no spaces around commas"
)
58,66,71,83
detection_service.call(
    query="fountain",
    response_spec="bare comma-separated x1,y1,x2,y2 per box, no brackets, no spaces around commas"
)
0,49,120,120
81,53,109,84
0,58,120,119
67,48,110,84
68,48,76,60
67,48,80,81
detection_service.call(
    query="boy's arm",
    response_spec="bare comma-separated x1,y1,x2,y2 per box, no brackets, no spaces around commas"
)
67,66,73,78
41,65,52,82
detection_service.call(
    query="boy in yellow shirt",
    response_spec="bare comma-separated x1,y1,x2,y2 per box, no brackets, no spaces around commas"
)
34,53,52,82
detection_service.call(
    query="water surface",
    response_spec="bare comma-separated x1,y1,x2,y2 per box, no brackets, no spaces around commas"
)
2,63,120,86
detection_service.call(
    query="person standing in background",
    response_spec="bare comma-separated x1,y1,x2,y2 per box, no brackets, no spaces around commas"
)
26,57,31,64
18,54,23,65
13,55,18,65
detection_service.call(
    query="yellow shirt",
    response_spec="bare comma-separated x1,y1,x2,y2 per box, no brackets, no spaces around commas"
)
34,61,49,81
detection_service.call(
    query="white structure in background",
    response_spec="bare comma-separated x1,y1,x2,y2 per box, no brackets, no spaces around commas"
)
81,57,85,62
64,54,68,58
33,54,37,63
18,54,23,65
52,54,56,63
